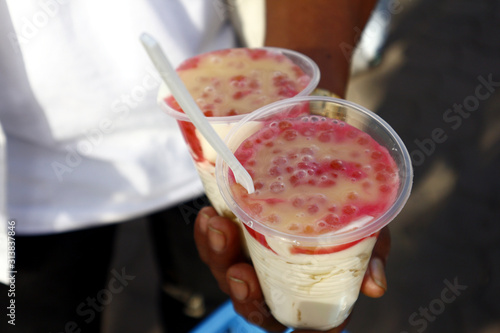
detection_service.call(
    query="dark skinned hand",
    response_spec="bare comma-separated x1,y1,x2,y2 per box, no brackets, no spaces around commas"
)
194,206,391,333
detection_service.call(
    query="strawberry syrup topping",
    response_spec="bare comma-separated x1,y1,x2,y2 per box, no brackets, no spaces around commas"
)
164,48,311,163
229,115,399,254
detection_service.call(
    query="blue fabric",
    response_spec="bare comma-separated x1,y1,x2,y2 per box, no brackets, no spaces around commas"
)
190,300,348,333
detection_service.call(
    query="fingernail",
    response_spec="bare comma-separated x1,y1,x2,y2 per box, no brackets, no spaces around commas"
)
199,212,210,234
228,276,248,301
370,257,387,291
208,226,226,253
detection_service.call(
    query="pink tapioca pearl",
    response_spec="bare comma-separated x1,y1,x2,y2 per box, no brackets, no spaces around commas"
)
283,129,298,141
371,151,383,160
270,182,285,193
342,204,358,216
297,162,309,170
289,170,306,186
376,172,388,182
249,79,260,89
272,156,287,165
357,136,370,145
272,72,288,84
318,178,336,187
230,74,246,84
233,90,252,100
266,214,281,224
330,160,345,171
318,131,333,142
242,140,254,149
259,128,276,140
327,205,337,212
254,181,264,190
250,203,263,214
307,204,319,214
247,49,268,60
278,120,293,130
347,192,359,200
269,166,282,177
315,220,330,233
302,224,315,234
292,197,304,208
235,148,254,164
324,213,340,226
278,85,299,98
379,184,391,193
351,170,364,180
301,147,316,156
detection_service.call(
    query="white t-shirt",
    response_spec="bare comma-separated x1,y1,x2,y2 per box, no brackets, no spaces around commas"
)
0,0,237,237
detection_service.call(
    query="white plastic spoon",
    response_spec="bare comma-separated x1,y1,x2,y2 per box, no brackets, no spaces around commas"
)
140,32,255,194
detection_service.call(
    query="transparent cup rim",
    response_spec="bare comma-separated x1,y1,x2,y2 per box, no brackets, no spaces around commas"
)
157,47,320,124
216,95,413,245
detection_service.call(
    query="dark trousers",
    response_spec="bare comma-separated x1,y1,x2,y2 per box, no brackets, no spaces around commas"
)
0,196,227,333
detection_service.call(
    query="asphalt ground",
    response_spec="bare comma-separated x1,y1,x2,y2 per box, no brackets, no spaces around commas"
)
346,0,500,332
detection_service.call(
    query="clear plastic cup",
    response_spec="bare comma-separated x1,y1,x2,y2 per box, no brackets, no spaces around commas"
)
216,96,413,330
157,47,319,218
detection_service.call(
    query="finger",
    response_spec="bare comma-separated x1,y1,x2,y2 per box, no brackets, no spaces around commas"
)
372,226,391,265
194,206,219,264
208,216,245,293
227,263,287,333
360,226,391,298
194,207,244,294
